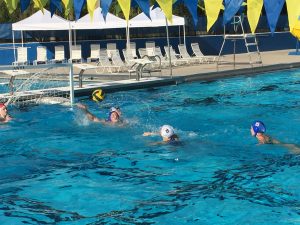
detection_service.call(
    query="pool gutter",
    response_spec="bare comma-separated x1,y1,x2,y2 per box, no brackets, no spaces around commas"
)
74,61,300,97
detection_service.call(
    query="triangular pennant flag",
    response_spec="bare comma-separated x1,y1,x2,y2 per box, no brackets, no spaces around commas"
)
247,0,263,33
101,0,113,20
74,0,86,20
33,0,48,10
87,0,98,20
50,0,63,16
286,0,300,31
20,0,31,12
62,0,73,17
264,0,285,34
204,0,223,31
223,0,244,25
172,0,198,27
290,18,300,39
133,0,150,19
4,0,19,14
156,0,173,23
183,0,198,27
117,0,131,21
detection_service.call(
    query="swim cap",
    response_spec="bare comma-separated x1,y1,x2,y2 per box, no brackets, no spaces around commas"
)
110,107,118,113
110,107,121,115
251,121,266,135
0,103,5,108
160,125,175,139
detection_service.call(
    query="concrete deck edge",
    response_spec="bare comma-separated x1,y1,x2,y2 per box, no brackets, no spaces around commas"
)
175,62,300,83
75,62,300,97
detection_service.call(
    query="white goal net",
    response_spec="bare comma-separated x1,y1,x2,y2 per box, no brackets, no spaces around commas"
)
0,64,74,107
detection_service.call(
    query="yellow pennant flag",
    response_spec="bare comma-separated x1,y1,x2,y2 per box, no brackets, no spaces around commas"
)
286,0,300,31
204,0,223,32
117,0,131,21
62,0,73,18
4,0,19,14
33,0,47,12
156,0,173,23
87,0,99,20
247,0,263,33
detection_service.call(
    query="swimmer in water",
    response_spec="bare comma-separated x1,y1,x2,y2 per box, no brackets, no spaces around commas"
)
77,103,123,125
143,125,179,144
250,120,300,153
0,102,12,123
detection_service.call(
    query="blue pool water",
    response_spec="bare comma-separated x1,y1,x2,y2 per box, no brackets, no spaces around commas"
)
1,69,300,224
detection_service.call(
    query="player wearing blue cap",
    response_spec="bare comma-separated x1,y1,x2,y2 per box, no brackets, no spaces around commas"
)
250,121,279,144
250,120,300,153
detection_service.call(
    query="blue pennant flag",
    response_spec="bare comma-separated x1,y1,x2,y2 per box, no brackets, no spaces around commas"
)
132,0,150,19
264,0,285,34
20,0,31,12
101,0,113,20
171,0,198,27
183,0,198,27
50,0,62,16
223,0,244,25
74,0,86,20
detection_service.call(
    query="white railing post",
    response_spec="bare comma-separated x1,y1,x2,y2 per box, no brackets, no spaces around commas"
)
69,63,74,106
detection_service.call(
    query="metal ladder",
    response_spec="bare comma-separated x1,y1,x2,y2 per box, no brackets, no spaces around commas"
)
217,15,262,67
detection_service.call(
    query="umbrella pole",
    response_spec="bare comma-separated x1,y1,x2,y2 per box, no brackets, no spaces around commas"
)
12,31,16,63
183,24,186,46
68,22,74,106
126,21,130,50
68,22,73,62
166,18,172,78
21,31,24,47
179,26,181,44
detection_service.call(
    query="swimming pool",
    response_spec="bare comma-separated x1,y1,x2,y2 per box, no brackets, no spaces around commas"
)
1,69,300,224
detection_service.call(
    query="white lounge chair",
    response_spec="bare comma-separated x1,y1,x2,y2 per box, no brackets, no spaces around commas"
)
164,46,188,66
69,45,82,63
87,44,100,62
138,48,147,58
12,47,28,66
178,44,202,63
154,46,172,68
146,47,155,57
191,43,217,63
33,46,48,65
129,42,138,59
107,43,117,59
111,50,130,72
96,49,120,74
51,45,66,63
145,41,155,56
122,49,138,67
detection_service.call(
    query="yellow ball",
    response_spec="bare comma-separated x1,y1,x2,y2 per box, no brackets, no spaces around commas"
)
92,89,105,102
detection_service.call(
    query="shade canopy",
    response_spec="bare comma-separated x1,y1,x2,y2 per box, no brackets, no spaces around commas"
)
12,9,71,31
129,6,185,28
72,7,127,30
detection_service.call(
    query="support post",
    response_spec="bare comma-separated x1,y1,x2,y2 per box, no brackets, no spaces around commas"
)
166,18,172,78
21,31,24,47
12,31,16,63
69,64,75,106
68,22,73,62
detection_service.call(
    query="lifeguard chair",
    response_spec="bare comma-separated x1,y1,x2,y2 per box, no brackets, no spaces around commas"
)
217,15,262,67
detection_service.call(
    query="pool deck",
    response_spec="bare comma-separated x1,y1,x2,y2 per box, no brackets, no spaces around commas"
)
0,49,299,101
74,49,300,96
